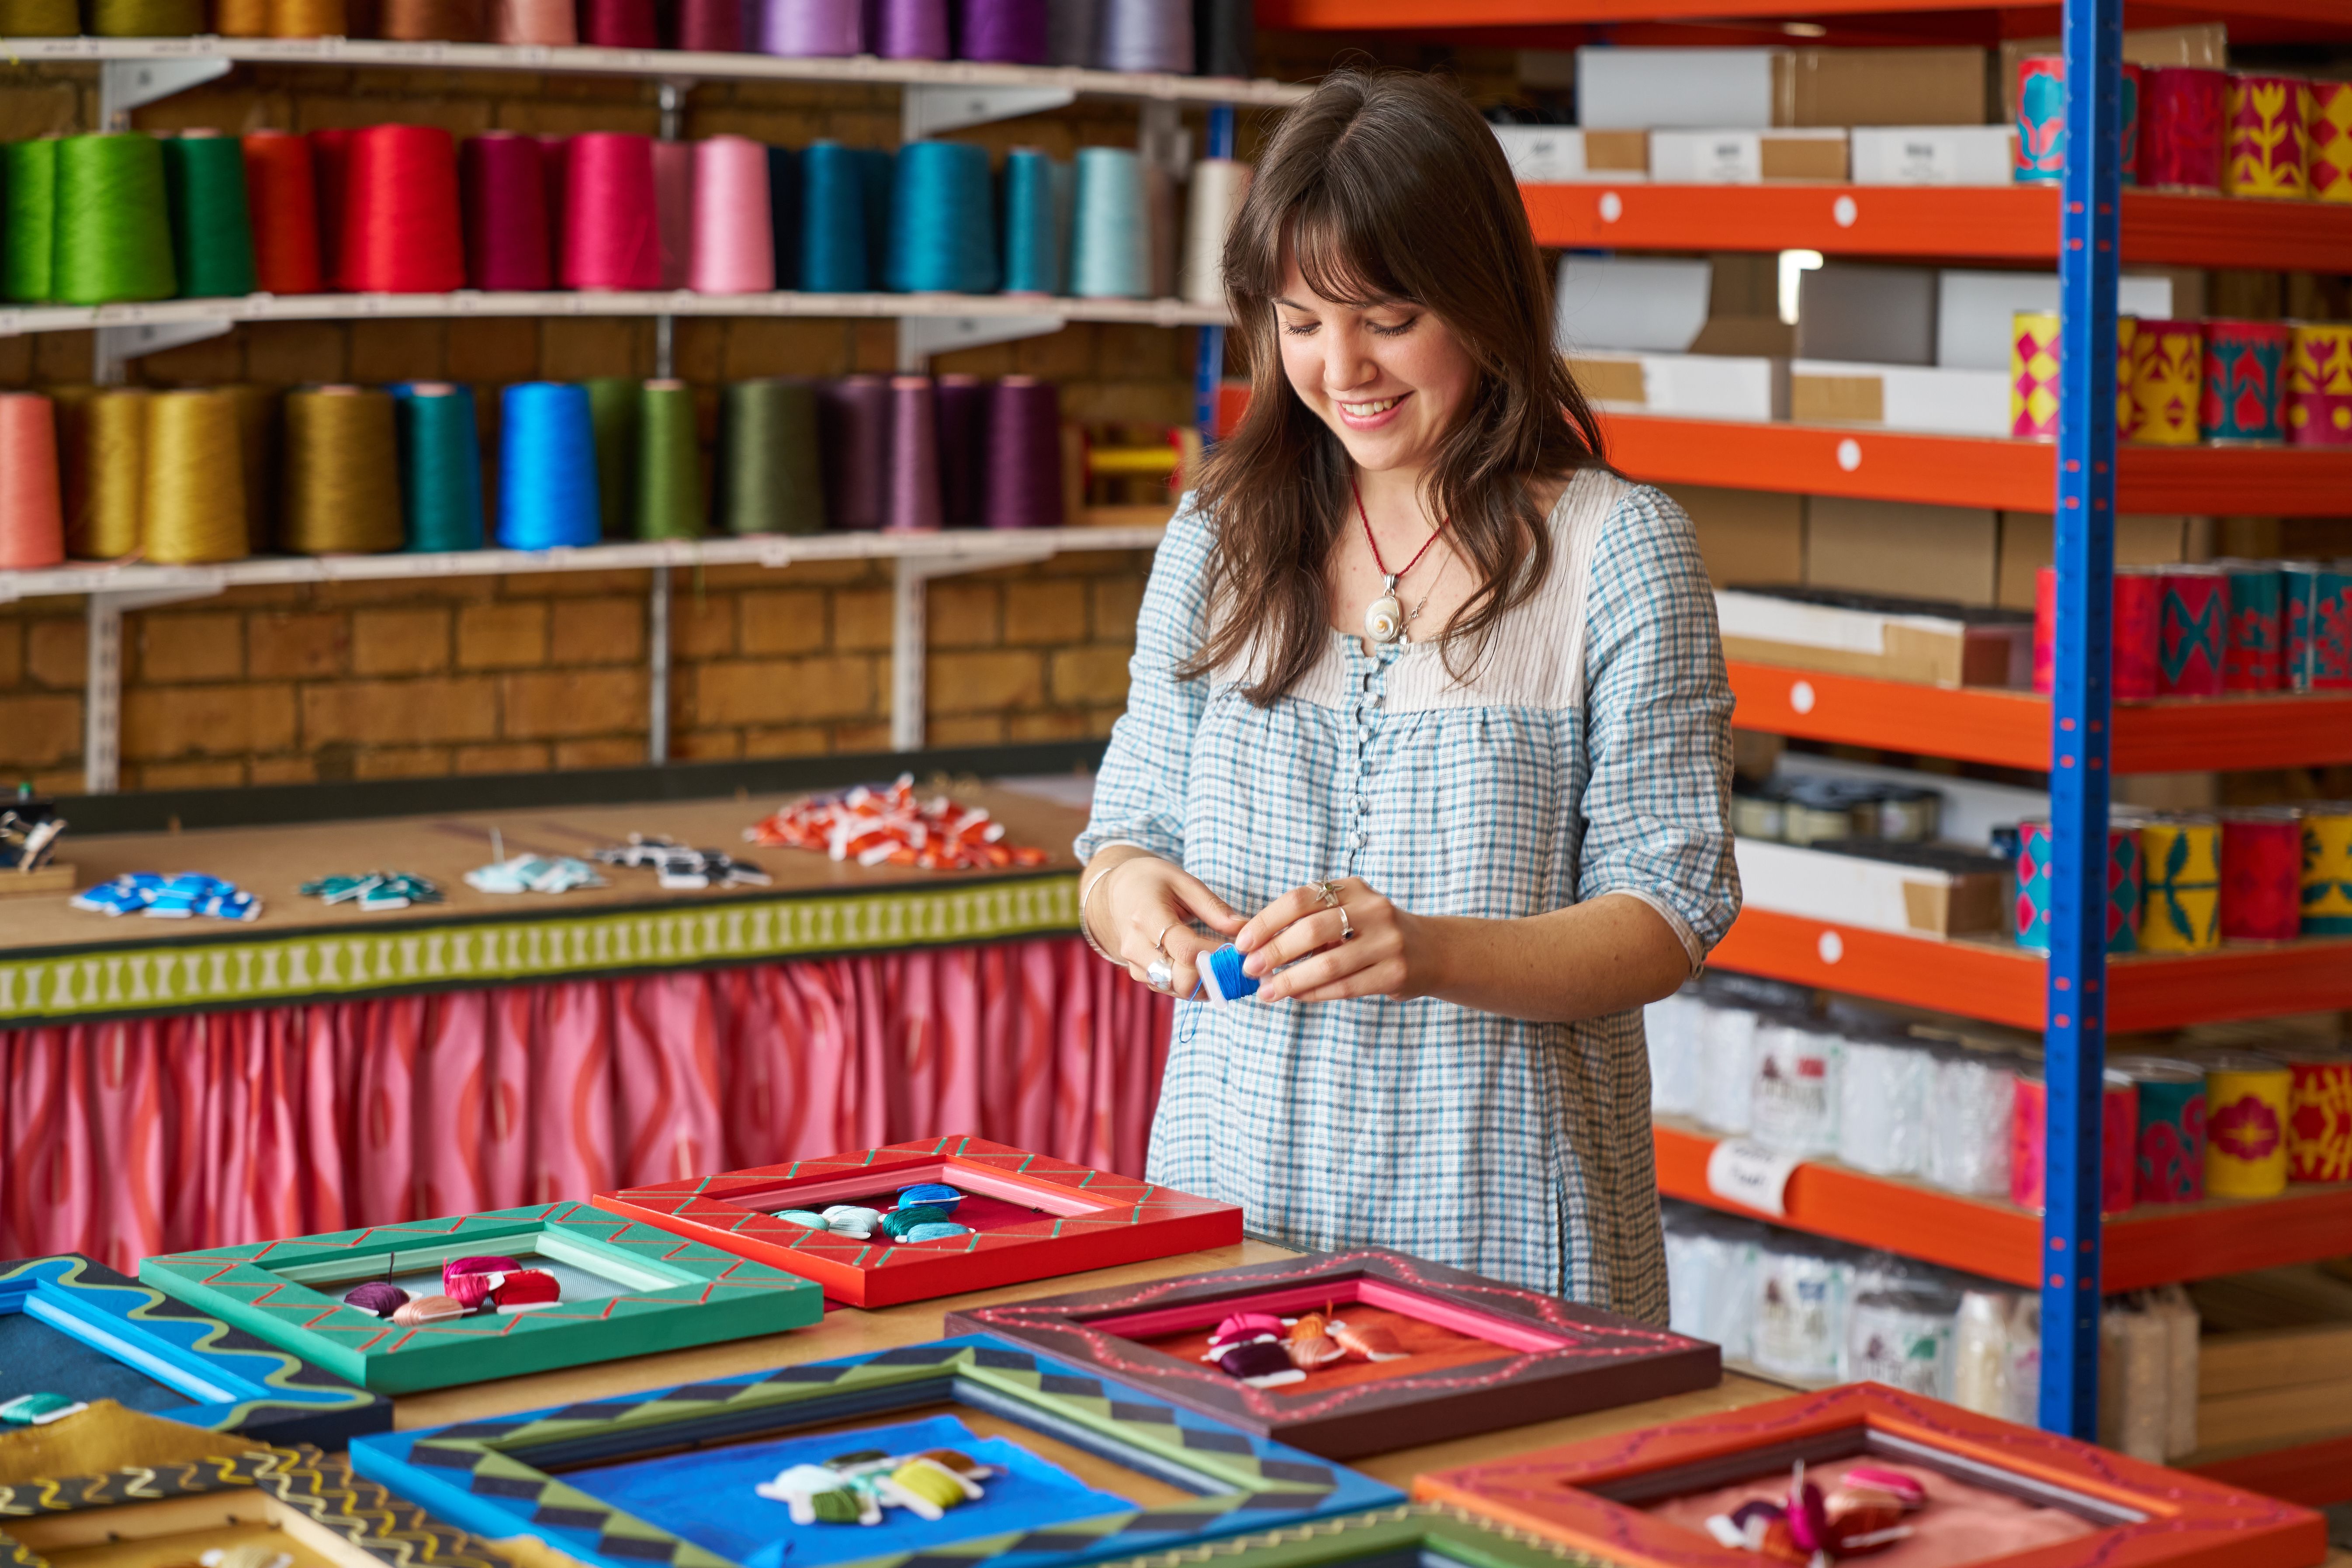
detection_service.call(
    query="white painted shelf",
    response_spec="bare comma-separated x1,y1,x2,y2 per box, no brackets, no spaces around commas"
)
0,290,1228,338
0,33,1306,105
0,524,1171,604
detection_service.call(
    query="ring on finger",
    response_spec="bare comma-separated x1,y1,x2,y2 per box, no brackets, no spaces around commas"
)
1312,879,1341,908
1153,922,1177,958
1145,957,1174,992
1339,906,1357,941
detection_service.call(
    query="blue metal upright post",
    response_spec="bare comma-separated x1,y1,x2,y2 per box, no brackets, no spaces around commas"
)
1194,103,1238,441
2040,0,2125,1441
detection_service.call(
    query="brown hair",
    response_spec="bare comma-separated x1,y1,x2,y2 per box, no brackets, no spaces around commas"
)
1181,68,1605,703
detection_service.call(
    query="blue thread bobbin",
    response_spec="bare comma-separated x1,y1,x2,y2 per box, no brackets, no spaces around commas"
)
1200,943,1257,1003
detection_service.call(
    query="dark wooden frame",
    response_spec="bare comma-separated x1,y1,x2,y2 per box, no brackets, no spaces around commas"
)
1414,1382,2328,1568
945,1247,1719,1460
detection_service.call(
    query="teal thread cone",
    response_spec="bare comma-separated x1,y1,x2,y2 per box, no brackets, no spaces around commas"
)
53,133,177,305
886,140,995,294
397,384,485,552
1001,147,1061,294
1070,144,1147,299
4,139,59,302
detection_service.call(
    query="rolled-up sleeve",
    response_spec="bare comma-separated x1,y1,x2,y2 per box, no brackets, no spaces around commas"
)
1575,485,1741,967
1074,498,1216,865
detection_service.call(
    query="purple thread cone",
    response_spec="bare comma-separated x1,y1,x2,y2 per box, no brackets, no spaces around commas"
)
984,374,1061,529
878,0,946,56
822,375,892,530
886,376,942,532
934,373,988,527
960,0,1046,62
757,0,861,54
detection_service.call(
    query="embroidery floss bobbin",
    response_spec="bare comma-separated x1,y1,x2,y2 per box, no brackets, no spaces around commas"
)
1199,942,1257,1002
2113,1055,2207,1204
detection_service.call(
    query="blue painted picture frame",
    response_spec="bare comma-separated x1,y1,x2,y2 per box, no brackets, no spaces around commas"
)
0,1253,386,1447
352,1333,1402,1568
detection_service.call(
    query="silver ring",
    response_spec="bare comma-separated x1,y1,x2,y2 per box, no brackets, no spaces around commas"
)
1145,958,1174,992
1153,923,1177,956
1339,909,1357,941
1312,880,1341,908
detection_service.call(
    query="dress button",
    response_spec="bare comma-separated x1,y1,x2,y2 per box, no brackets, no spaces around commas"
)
1354,797,1369,814
1353,831,1369,848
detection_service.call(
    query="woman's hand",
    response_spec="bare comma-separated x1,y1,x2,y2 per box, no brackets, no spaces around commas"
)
1234,877,1439,1004
1091,852,1246,997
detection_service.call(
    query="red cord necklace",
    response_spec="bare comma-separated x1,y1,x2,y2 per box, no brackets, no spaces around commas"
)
1352,474,1448,644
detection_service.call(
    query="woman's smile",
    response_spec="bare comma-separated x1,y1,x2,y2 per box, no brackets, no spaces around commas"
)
1333,391,1410,429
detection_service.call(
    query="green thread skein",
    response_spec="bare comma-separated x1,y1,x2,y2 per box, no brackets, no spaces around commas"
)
4,140,60,302
161,132,257,299
53,134,177,305
877,1204,953,1239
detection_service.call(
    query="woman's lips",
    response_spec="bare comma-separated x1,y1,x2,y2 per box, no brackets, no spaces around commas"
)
1332,391,1410,431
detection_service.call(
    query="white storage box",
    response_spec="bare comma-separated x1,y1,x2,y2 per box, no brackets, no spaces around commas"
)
1715,586,2033,689
1734,838,2009,938
1576,352,1789,422
1555,255,1714,353
1790,360,2013,436
1576,46,1782,130
1850,126,2017,186
1489,124,1649,183
1650,128,1850,183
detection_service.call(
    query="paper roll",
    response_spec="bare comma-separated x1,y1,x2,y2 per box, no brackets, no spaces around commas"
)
1181,157,1249,307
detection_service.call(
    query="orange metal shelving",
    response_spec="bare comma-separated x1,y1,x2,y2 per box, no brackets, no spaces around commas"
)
1524,183,2352,273
1656,1118,2352,1293
1600,412,2352,516
1261,0,2352,36
1725,661,2352,773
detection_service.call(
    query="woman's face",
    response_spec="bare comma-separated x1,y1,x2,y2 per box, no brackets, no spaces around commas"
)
1273,253,1476,479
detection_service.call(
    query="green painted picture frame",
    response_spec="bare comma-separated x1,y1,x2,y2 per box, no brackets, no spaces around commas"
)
138,1201,823,1395
1084,1505,1613,1568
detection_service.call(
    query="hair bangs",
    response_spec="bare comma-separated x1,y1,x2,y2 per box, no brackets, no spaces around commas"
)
1283,196,1410,310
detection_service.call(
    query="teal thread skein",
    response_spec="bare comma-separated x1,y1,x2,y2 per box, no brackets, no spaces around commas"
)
1070,145,1147,299
1000,147,1061,294
398,384,485,552
496,382,599,550
799,141,869,291
887,140,995,294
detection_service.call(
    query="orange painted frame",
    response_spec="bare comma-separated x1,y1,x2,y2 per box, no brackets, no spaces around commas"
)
1414,1383,2327,1568
592,1135,1243,1308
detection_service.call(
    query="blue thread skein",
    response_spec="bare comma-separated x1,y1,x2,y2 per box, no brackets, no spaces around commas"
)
496,382,599,550
1200,942,1257,1003
887,140,996,294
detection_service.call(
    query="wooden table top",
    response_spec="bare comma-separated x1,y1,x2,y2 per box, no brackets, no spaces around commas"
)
389,1240,1793,1488
1,782,1089,960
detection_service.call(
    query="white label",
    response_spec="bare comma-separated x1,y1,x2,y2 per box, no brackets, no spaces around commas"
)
1706,1137,1802,1217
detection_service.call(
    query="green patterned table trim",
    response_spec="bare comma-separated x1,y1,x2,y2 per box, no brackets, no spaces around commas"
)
0,873,1077,1026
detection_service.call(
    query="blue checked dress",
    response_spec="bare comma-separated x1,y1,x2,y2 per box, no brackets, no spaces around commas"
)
1076,468,1740,1323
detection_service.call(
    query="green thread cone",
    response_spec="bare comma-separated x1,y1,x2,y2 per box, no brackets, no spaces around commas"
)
718,378,825,537
634,379,703,541
87,0,204,33
0,0,76,36
54,133,176,305
161,132,257,299
582,375,639,540
397,384,485,552
4,140,59,302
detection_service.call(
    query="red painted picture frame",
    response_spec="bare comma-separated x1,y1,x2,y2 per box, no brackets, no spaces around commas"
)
592,1134,1244,1307
1414,1382,2328,1568
946,1247,1719,1460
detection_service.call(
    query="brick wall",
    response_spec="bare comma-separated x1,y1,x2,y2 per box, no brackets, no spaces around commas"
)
0,64,1190,792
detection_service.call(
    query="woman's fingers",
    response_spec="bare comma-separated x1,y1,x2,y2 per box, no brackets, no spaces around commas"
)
1234,884,1327,954
1173,871,1247,935
1255,938,1392,1003
1241,907,1348,977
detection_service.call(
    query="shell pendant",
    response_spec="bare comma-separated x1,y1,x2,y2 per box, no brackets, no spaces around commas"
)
1364,573,1405,644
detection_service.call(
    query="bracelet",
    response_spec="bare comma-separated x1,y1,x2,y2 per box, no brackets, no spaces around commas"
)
1078,855,1149,965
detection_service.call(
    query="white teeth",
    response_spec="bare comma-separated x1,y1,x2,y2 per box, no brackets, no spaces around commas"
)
1340,397,1399,416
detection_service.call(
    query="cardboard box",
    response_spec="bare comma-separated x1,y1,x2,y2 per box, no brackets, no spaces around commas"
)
1651,128,1849,183
1663,484,1805,587
1784,47,1989,128
1936,270,2177,371
1574,352,1787,422
1796,263,1938,365
1733,837,2010,938
1555,255,1712,353
1850,126,2015,186
1805,495,2001,606
1790,360,2012,436
1489,125,1649,183
1577,46,1781,130
1718,585,2029,687
1995,512,2192,609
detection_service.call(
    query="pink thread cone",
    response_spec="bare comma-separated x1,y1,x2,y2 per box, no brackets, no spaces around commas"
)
0,394,64,569
689,135,775,294
563,132,660,291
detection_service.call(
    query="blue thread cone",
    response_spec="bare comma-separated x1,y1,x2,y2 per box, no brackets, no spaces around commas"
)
887,140,996,294
496,382,599,550
1070,145,1147,300
1001,147,1061,294
800,141,869,292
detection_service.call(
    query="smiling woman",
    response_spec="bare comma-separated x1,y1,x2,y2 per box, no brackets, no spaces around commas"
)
1072,69,1741,1322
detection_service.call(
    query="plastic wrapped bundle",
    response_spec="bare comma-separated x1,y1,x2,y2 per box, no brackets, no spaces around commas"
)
1844,1288,1959,1398
1750,1019,1843,1156
1696,1004,1763,1135
1838,1032,1934,1176
1643,987,1706,1117
1661,1203,1763,1364
1753,1236,1849,1382
1954,1288,2018,1418
2101,1296,2172,1463
1926,1048,2017,1198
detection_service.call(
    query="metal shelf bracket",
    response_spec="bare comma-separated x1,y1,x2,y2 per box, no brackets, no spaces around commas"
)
100,56,232,129
890,542,1058,751
94,320,232,386
896,313,1063,370
902,83,1076,140
85,583,228,796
